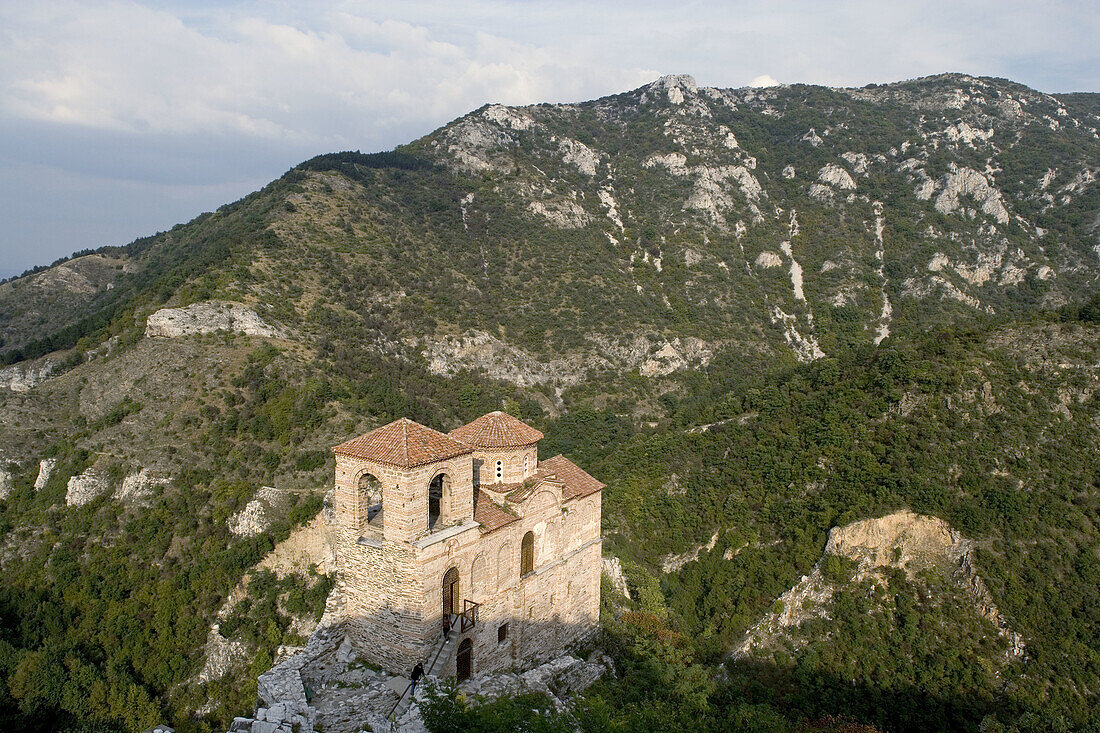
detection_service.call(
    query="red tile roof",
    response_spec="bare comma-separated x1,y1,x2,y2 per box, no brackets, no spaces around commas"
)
504,471,559,503
332,418,472,468
449,411,544,448
473,489,518,533
539,455,605,500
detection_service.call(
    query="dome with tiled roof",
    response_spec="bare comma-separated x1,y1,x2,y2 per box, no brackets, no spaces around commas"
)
449,411,544,448
333,417,471,468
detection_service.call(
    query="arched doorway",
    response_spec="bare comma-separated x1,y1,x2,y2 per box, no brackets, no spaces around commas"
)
442,567,459,629
456,638,472,681
428,473,450,529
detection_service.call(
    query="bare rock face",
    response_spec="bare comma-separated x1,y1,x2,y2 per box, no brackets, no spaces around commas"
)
602,555,631,599
460,653,609,710
933,166,1010,224
418,331,712,389
145,301,285,339
66,471,110,507
646,74,698,104
557,137,601,176
817,163,857,190
661,529,720,573
34,458,57,492
228,486,288,538
197,625,250,684
735,509,1025,661
0,357,54,393
527,198,591,229
116,468,170,505
0,466,12,500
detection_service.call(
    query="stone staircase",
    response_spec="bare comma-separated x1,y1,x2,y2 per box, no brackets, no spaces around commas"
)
389,629,455,722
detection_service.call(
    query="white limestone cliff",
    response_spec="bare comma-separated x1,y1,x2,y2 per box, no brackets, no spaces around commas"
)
146,301,285,339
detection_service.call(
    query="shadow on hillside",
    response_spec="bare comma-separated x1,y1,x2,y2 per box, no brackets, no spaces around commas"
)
722,658,1021,733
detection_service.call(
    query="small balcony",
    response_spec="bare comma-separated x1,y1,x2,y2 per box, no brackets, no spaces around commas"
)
446,599,481,633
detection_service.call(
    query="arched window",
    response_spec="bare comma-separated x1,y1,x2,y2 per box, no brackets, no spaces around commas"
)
429,473,450,529
520,531,535,576
495,459,503,483
359,473,383,528
523,455,529,476
470,554,485,594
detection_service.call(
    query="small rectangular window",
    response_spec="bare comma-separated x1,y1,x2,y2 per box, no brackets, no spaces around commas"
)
498,623,509,643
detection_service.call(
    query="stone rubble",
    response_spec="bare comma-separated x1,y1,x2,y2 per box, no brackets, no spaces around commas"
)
227,613,609,733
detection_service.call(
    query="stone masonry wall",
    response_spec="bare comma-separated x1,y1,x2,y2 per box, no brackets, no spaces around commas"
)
471,445,539,487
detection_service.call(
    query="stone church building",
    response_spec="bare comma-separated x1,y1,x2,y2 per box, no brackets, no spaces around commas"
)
331,411,603,680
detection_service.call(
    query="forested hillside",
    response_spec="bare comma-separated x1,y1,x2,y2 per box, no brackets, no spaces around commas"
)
0,73,1098,732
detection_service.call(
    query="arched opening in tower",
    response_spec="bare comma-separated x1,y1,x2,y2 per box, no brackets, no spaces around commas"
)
428,472,450,529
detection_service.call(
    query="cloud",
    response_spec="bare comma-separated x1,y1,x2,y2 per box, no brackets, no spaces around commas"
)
749,75,780,88
0,0,1096,273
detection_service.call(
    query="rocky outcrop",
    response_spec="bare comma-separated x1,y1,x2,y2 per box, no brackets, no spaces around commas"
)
145,301,285,339
734,510,1025,660
197,625,250,684
0,466,12,500
0,357,55,392
933,166,1010,224
661,529,720,573
818,163,857,190
602,556,631,599
644,154,765,224
557,137,601,176
66,471,110,507
755,251,782,268
33,458,56,492
228,486,289,538
417,331,711,388
527,198,591,229
231,614,608,733
458,652,609,711
116,468,170,505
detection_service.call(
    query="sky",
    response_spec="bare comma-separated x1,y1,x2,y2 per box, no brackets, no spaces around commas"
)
1,1,1097,278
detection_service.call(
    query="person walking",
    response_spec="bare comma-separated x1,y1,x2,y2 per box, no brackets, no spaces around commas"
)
410,662,424,697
